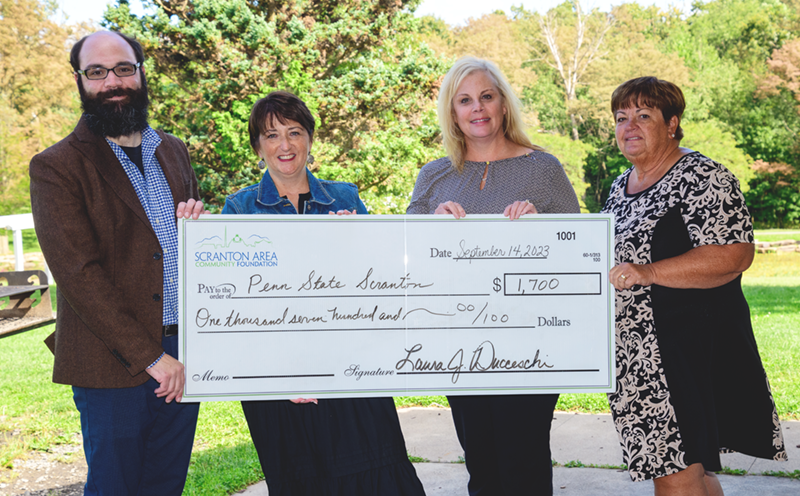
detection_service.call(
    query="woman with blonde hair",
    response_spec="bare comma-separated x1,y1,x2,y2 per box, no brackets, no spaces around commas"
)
407,57,580,495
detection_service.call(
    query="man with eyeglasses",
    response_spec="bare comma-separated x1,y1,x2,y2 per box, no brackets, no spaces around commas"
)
29,31,205,495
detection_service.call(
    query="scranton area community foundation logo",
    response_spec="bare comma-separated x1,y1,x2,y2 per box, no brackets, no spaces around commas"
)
194,226,278,269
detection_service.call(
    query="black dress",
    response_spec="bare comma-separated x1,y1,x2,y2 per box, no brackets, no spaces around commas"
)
602,152,787,481
239,193,424,496
241,398,424,495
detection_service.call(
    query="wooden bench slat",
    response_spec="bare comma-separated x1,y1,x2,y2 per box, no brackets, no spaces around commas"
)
0,270,55,338
0,315,56,338
0,285,50,298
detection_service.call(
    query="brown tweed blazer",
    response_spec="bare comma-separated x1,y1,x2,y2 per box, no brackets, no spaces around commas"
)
30,117,200,388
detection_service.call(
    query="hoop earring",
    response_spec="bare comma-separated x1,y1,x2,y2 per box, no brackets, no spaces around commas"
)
258,159,266,170
307,153,315,165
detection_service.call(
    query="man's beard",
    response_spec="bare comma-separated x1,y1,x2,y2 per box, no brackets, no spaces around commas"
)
79,77,150,138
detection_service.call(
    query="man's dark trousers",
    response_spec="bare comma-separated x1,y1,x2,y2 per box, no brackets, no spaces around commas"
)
73,335,200,496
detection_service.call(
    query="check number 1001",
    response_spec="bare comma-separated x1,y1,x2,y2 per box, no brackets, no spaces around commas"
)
503,273,602,296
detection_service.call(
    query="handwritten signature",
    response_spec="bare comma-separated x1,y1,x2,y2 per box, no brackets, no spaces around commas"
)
395,341,553,384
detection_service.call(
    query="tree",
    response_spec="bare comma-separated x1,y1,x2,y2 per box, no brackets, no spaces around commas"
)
681,120,754,188
760,37,800,111
688,0,795,70
104,0,449,213
745,160,800,227
531,131,593,210
652,0,800,227
520,0,614,140
582,3,690,138
419,13,537,95
0,0,84,215
418,12,544,130
548,3,692,211
651,0,797,122
582,140,629,212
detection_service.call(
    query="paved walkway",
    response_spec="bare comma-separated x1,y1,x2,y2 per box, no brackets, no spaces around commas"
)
238,407,800,495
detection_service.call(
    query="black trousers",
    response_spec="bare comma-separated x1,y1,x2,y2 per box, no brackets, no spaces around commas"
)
448,394,559,496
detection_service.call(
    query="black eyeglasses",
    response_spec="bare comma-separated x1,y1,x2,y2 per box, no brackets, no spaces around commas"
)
76,62,141,80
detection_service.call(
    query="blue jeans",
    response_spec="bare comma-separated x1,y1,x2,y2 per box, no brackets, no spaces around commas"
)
73,335,199,496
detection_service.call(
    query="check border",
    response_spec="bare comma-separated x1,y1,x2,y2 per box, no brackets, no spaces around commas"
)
179,214,616,401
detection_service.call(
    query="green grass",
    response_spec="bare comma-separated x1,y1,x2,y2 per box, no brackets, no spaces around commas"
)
0,325,263,492
754,230,800,243
554,460,628,470
743,250,800,420
1,236,798,492
407,453,429,463
0,326,80,477
742,280,800,420
554,393,610,413
395,392,613,413
394,395,449,408
183,402,262,495
747,251,800,278
717,466,748,476
760,470,800,479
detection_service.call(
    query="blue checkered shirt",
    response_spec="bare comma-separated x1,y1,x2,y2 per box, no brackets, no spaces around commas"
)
106,127,178,326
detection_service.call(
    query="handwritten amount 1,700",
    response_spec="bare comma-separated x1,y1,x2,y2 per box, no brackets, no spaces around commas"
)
492,277,561,294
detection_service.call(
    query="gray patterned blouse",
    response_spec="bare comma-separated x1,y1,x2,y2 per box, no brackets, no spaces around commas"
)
406,152,580,215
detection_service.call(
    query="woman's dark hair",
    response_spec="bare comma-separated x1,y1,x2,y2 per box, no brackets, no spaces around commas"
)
249,91,315,154
70,31,145,72
611,77,685,141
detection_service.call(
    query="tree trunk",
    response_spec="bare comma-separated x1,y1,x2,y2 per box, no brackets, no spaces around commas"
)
570,114,579,141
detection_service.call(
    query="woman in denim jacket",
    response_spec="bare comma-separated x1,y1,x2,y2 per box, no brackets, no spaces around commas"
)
220,91,424,496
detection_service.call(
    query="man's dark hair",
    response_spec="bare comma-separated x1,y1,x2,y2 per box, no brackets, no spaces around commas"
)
248,91,316,154
70,31,145,73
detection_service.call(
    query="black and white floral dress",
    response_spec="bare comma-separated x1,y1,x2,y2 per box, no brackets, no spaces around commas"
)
602,152,787,482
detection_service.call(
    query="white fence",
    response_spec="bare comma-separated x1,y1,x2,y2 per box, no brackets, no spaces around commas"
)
1,213,52,281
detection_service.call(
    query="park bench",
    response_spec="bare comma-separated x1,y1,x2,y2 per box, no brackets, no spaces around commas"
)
0,270,55,338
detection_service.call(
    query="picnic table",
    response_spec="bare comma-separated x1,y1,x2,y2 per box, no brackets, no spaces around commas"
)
0,270,55,338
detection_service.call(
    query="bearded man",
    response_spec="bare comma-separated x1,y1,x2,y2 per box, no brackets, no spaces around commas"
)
29,31,206,495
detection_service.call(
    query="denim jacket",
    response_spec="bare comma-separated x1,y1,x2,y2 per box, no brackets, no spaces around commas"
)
221,169,368,215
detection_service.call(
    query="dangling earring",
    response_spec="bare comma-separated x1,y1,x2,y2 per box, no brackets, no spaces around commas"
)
307,153,315,165
258,159,266,170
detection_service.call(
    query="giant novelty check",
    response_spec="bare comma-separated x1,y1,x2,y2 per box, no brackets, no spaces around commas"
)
178,214,615,402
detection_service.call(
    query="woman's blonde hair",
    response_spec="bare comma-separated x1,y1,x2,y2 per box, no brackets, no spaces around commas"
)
438,57,542,171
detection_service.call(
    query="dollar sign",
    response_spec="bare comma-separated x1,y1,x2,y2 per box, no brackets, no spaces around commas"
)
493,277,502,292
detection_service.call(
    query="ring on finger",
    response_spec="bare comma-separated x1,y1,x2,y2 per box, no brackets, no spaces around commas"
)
619,274,627,281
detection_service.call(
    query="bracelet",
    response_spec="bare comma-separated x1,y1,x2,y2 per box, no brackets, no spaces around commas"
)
147,351,166,369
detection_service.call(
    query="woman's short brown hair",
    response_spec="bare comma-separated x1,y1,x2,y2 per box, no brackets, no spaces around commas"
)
248,91,315,154
611,77,685,141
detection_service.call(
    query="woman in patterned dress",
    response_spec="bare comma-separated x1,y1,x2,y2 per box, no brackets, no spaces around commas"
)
602,76,787,495
407,57,580,495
